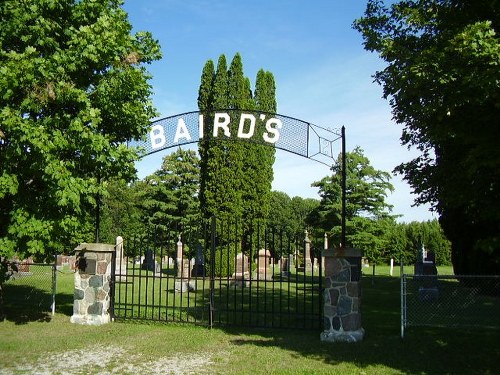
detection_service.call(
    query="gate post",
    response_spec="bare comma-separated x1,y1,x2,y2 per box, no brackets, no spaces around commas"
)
70,243,115,325
321,247,364,343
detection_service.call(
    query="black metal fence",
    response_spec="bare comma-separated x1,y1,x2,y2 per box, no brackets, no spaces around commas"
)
2,261,56,322
401,274,500,337
112,217,323,329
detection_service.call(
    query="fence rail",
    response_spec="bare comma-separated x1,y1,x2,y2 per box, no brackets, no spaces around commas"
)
401,274,500,338
113,218,323,329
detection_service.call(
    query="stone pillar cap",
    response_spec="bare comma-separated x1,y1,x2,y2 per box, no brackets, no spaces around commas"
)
74,243,116,253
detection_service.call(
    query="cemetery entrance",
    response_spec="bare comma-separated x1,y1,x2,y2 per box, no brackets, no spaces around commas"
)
112,216,323,329
111,110,345,329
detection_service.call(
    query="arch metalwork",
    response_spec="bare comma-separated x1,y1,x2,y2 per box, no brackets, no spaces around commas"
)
126,110,347,246
128,110,342,167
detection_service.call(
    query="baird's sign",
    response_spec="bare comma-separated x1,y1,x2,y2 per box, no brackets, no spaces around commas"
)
150,111,282,150
128,110,342,165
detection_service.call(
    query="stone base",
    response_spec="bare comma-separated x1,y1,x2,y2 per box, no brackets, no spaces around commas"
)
320,328,365,343
230,279,250,288
175,280,195,292
70,313,111,326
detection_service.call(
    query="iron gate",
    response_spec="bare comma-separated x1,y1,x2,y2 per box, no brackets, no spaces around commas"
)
112,217,323,329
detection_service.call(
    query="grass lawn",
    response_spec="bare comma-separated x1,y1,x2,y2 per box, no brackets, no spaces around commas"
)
0,267,499,374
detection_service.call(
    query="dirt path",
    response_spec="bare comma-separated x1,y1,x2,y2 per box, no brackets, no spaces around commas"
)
0,345,214,375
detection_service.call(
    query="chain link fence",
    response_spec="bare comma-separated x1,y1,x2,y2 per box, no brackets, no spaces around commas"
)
2,261,56,322
401,274,500,338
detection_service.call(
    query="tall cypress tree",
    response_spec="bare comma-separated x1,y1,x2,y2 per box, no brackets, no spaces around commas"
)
249,69,277,221
197,53,277,230
199,55,243,220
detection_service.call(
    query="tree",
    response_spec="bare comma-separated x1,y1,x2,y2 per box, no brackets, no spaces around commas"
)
308,147,395,260
354,0,500,274
268,192,320,236
197,53,277,225
138,148,200,246
198,54,242,220
400,220,452,266
0,0,161,259
99,179,145,244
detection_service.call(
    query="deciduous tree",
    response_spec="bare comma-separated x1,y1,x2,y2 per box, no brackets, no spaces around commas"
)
354,0,500,274
0,0,161,259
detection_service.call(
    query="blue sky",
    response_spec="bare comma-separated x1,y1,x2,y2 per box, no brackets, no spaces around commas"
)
123,0,435,223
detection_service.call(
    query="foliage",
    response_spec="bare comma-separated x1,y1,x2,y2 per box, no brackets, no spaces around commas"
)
0,0,161,259
268,192,319,237
308,146,396,259
267,191,320,257
99,179,145,244
197,53,276,226
354,0,500,274
384,220,452,265
137,149,201,246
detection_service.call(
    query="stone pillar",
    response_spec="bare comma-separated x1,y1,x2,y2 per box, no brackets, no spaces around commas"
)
71,243,115,325
304,230,312,270
321,247,364,343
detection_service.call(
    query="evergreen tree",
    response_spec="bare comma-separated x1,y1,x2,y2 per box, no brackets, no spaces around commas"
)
138,148,200,244
100,179,145,243
197,54,277,227
308,147,395,258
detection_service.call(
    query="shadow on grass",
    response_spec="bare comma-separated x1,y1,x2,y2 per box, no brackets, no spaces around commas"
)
2,285,53,324
216,276,500,375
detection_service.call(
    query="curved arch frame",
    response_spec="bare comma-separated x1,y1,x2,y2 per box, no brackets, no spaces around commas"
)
128,110,342,167
126,110,347,246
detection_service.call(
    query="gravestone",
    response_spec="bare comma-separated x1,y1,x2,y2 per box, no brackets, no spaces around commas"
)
231,252,250,287
414,246,439,301
280,256,290,278
141,250,155,272
175,236,195,292
56,255,63,270
304,230,313,270
257,249,272,280
115,236,128,282
191,243,205,277
175,258,195,292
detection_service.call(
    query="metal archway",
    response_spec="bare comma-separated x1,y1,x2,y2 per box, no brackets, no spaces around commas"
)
118,110,347,246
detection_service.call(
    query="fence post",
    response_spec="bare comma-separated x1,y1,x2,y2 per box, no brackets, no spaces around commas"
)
209,216,216,328
400,257,404,338
51,255,57,316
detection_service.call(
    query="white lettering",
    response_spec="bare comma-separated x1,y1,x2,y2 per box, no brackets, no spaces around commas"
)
263,118,282,143
150,124,166,149
198,114,204,139
174,118,191,143
237,114,256,139
213,113,231,137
